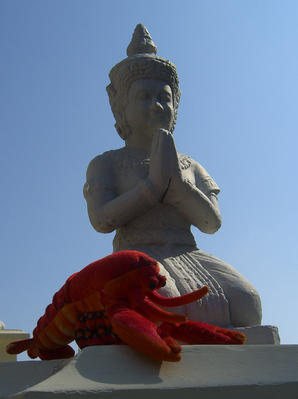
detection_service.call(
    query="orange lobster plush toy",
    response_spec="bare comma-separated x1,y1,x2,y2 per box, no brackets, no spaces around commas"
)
7,251,245,362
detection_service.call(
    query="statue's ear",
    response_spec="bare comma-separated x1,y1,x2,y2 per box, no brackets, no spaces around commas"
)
115,114,131,140
106,83,116,99
106,83,131,140
115,121,125,140
106,83,117,116
169,90,180,134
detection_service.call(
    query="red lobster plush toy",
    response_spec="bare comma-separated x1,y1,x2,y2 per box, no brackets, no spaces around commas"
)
7,251,245,362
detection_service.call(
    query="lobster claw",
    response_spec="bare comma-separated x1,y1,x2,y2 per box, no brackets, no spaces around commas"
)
108,304,182,362
160,321,246,345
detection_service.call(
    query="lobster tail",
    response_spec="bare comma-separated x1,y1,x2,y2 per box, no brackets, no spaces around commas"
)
6,338,34,355
6,337,75,360
147,286,209,307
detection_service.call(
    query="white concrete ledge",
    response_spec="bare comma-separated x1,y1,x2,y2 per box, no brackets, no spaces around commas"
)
1,345,297,398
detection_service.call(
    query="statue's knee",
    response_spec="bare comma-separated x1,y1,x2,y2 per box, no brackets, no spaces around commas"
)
229,286,262,327
198,254,263,327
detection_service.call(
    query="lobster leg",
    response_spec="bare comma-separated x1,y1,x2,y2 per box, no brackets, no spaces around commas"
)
160,321,246,345
147,286,209,307
107,304,182,362
135,297,186,324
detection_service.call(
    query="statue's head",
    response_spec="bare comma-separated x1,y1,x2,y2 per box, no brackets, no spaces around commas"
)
107,24,181,140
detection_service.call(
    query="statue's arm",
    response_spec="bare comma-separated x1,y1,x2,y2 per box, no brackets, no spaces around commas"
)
84,154,160,233
164,160,222,234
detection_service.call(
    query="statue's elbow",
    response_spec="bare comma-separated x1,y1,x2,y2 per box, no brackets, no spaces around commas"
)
88,212,115,234
92,221,114,234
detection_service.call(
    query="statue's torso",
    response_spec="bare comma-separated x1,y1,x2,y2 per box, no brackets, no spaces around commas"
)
102,147,217,249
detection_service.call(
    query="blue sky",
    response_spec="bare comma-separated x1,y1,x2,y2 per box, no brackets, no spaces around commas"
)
1,1,297,360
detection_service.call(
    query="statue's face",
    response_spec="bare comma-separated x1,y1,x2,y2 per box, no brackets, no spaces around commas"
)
124,79,174,140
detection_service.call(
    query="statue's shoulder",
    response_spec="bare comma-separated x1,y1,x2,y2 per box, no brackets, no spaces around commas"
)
87,148,126,176
178,153,193,170
84,148,126,197
177,153,205,175
178,153,220,195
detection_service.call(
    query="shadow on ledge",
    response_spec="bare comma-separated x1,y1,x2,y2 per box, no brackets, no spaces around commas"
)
75,345,162,384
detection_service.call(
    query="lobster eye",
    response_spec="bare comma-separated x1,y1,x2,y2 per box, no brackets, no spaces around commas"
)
159,275,166,287
149,281,157,290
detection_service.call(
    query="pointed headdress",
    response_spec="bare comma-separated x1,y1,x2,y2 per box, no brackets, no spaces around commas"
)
107,24,180,138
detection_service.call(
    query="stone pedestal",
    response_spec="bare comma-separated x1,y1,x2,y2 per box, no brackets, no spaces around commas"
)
0,344,297,398
234,325,280,344
0,329,29,362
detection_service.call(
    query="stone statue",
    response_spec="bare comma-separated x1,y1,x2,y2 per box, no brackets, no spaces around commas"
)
84,24,262,329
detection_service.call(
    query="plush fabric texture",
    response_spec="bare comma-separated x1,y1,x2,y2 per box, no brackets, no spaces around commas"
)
7,251,245,361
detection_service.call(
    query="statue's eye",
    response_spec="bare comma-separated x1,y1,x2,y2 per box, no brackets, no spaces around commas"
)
137,91,150,101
